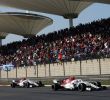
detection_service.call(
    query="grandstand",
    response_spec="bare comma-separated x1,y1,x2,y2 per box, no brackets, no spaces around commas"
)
0,17,110,67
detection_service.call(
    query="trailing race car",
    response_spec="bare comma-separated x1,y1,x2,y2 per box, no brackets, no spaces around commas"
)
52,76,107,91
11,78,44,88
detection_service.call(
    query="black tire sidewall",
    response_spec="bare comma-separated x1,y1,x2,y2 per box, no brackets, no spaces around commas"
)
78,83,86,91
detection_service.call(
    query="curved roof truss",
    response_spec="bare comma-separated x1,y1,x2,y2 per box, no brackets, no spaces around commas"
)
0,12,53,37
0,0,93,19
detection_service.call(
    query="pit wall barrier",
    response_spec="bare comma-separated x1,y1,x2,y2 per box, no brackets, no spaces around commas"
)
0,58,110,79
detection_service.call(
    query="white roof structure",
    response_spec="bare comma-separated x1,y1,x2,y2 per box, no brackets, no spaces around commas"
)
0,32,8,46
0,32,7,39
0,0,93,19
0,12,53,37
0,0,109,27
70,0,110,4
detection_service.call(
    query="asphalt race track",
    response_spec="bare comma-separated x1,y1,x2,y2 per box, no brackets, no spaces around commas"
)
0,86,110,100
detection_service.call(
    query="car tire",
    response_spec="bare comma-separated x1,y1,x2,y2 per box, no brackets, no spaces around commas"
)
52,84,59,91
24,82,30,88
78,83,86,91
11,83,16,88
38,81,44,87
96,81,101,87
101,86,107,90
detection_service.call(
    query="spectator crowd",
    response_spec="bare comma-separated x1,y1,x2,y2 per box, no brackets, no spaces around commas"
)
0,18,110,67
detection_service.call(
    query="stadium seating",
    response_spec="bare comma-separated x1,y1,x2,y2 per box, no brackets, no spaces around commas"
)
0,18,110,67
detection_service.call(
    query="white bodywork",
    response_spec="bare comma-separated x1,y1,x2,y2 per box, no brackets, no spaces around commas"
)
12,79,39,87
53,79,100,91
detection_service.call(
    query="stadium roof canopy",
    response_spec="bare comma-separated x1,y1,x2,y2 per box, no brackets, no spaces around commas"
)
70,0,110,4
0,32,8,46
0,32,8,39
0,0,109,27
0,12,53,38
0,0,110,19
0,0,93,19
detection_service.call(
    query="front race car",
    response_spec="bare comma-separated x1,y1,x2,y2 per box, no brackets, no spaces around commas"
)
52,76,107,91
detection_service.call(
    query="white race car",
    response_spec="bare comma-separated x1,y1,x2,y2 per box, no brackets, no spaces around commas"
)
52,76,106,91
11,78,44,88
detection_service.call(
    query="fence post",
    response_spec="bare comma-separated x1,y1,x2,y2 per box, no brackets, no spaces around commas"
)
63,61,65,76
25,67,27,78
6,67,9,79
34,65,36,75
99,58,101,75
44,63,46,77
80,60,82,75
16,67,17,78
49,62,51,77
37,64,38,78
0,69,1,78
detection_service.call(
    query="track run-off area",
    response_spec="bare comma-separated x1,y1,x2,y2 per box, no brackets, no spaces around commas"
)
0,86,110,100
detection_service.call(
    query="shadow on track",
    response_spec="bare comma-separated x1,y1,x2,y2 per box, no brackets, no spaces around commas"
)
31,88,110,98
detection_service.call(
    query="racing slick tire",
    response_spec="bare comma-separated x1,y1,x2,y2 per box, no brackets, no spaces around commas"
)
78,83,86,91
38,81,44,87
24,82,30,88
95,81,101,87
11,83,16,88
52,84,59,91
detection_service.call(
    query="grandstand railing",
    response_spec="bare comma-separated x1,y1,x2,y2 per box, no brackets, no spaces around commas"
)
0,57,110,79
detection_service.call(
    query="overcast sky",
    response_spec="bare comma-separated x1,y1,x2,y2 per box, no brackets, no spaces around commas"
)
0,3,110,45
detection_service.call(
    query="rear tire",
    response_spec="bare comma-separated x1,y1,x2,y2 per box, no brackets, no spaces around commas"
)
38,81,44,87
11,83,16,88
78,83,86,91
52,84,59,91
96,81,101,87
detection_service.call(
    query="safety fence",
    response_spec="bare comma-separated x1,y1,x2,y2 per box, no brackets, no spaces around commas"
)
0,58,110,79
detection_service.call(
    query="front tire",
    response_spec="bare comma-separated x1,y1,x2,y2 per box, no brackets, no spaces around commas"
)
11,83,16,88
78,83,86,91
52,84,59,91
38,81,44,87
